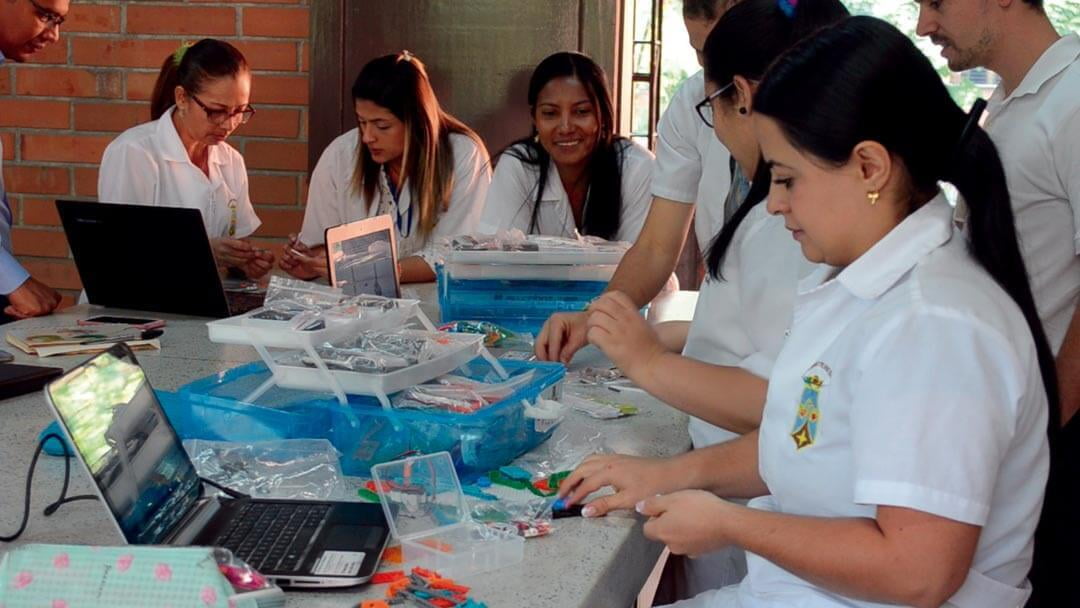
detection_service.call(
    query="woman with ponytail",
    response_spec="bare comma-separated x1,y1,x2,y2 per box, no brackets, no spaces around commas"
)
99,39,271,279
559,16,1054,607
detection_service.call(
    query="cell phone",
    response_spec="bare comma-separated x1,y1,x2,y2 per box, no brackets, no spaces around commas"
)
78,316,166,330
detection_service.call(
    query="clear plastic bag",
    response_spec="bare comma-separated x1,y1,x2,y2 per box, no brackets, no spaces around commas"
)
470,497,554,539
514,427,608,482
439,320,534,349
393,370,536,414
448,230,629,253
260,276,406,331
183,438,347,500
279,329,455,373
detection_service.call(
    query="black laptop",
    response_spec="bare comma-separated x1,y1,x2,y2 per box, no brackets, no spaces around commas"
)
44,343,390,588
56,200,263,318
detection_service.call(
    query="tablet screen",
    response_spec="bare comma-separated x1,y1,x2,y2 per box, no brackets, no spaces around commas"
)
329,227,399,298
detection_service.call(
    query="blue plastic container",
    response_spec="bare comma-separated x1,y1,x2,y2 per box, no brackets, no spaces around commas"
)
158,358,565,478
437,265,608,334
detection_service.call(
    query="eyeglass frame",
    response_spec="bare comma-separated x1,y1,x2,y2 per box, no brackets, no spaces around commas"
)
695,81,736,129
188,93,256,126
27,0,65,28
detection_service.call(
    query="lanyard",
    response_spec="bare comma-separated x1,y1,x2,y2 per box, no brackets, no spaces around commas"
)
383,168,413,239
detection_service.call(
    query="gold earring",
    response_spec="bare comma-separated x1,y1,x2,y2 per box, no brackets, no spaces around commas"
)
867,191,880,206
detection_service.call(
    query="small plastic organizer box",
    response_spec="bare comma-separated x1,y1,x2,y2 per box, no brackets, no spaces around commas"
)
372,451,524,579
157,357,566,478
437,263,615,334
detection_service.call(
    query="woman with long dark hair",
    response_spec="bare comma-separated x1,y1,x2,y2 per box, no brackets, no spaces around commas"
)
282,51,491,283
99,39,271,279
561,16,1056,607
480,52,653,242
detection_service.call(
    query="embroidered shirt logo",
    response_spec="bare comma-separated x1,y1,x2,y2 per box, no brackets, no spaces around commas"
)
791,362,831,450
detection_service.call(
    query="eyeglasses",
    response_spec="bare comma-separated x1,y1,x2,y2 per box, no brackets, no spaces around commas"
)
27,0,65,28
695,82,735,128
189,94,256,126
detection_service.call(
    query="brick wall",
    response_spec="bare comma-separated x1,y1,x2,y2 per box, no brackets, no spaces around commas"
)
0,0,311,307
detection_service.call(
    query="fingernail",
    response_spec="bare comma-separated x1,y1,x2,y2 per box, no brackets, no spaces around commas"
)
635,500,645,513
582,505,596,518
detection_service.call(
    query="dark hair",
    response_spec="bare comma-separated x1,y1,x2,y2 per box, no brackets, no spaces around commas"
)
683,0,729,20
150,39,249,121
753,15,1059,425
351,52,483,237
499,52,626,240
702,0,849,278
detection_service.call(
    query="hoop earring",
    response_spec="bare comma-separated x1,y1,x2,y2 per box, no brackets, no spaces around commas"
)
867,191,880,206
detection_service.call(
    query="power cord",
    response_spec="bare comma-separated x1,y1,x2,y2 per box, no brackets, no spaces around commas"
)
1,433,98,542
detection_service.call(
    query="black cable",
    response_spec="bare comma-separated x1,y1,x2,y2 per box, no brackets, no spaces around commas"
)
1,433,98,543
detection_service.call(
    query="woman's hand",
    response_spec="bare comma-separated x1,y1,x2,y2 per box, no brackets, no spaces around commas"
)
638,490,735,558
586,291,666,380
241,248,275,279
278,234,328,280
536,311,589,364
557,454,686,518
211,237,258,268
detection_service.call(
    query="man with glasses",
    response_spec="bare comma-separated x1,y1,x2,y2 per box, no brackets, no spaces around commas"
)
0,0,70,321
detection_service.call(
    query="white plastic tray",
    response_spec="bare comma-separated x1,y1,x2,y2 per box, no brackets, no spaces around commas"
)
446,248,627,265
206,300,433,349
265,330,504,407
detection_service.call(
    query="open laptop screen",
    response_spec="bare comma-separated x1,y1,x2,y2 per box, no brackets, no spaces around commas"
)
327,219,400,298
46,349,200,544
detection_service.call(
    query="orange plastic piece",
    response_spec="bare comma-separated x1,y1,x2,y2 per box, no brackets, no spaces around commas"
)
385,578,410,597
360,601,390,608
417,539,454,553
382,545,403,564
370,570,406,585
429,577,470,595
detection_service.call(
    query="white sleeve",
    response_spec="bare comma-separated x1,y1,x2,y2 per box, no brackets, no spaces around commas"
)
97,140,159,205
651,74,704,205
231,154,261,239
1051,104,1080,254
479,152,535,234
299,138,351,247
615,143,656,243
423,135,492,261
850,313,1034,525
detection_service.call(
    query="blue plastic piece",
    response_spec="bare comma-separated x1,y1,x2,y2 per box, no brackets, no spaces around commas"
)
475,475,491,487
462,484,499,501
158,357,566,478
551,497,568,512
498,465,533,481
38,421,72,457
437,265,609,334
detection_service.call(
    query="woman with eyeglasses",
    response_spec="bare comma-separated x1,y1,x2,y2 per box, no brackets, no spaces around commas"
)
281,51,491,284
98,39,272,280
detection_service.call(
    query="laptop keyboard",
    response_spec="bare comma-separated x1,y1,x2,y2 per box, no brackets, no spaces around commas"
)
213,502,331,573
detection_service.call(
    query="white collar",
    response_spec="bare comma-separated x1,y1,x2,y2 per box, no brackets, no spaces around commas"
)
800,193,954,301
156,106,227,167
992,33,1080,105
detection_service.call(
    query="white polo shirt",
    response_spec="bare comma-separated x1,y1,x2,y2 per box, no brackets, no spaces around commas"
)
98,106,261,239
716,195,1049,608
479,139,655,242
299,128,491,263
983,33,1080,352
682,202,814,449
652,70,734,250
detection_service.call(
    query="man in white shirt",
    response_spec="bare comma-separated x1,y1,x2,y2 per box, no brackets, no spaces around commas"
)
916,1,1080,604
0,0,70,320
536,0,735,362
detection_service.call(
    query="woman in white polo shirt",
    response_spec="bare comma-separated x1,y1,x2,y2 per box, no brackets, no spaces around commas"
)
98,39,271,279
561,17,1058,607
282,51,491,284
479,52,653,242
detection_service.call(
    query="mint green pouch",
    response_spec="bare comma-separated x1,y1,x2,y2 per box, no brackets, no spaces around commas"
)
0,544,259,607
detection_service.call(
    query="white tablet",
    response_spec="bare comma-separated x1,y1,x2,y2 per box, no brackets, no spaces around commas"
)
326,214,401,298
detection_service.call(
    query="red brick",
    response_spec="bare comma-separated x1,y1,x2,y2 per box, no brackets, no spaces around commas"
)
0,68,10,95
301,43,309,72
252,75,308,105
249,174,298,205
127,6,236,36
252,207,305,238
24,38,67,65
3,166,70,195
235,107,301,138
243,7,310,38
20,259,82,290
231,40,299,72
21,198,63,227
11,228,69,257
15,67,122,98
1,132,14,161
190,0,300,3
74,102,149,132
126,71,160,101
0,99,70,128
65,4,122,33
244,140,307,171
72,38,180,69
22,134,112,164
74,167,99,197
